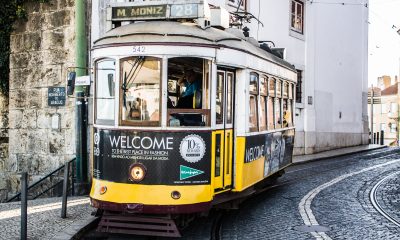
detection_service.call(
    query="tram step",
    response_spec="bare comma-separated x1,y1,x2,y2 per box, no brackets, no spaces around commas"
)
97,213,181,238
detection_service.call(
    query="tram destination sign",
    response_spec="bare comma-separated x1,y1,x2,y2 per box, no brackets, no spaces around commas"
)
48,87,66,107
110,3,199,21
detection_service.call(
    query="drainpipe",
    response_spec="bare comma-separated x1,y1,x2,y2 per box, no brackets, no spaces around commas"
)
74,0,89,195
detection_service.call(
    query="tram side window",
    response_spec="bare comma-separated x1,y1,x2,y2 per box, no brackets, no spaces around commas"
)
259,76,268,131
216,72,224,124
282,81,291,128
249,73,259,132
226,72,234,124
95,59,116,125
289,83,295,126
167,57,210,127
275,80,282,128
120,57,161,126
268,78,276,130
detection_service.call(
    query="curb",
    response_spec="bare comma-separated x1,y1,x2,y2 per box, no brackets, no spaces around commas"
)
53,216,100,240
292,145,388,165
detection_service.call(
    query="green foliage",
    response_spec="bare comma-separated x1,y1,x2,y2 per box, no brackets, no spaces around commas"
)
0,0,48,96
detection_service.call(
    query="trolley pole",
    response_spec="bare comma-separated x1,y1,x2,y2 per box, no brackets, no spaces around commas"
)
74,0,89,195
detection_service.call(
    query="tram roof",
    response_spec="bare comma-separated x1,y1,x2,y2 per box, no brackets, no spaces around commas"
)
94,21,296,71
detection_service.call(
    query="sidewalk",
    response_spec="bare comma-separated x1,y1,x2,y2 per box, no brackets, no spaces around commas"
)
293,144,387,164
0,196,96,240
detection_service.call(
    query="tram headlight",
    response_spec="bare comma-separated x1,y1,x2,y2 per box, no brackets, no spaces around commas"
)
99,186,107,195
128,163,147,183
171,191,181,200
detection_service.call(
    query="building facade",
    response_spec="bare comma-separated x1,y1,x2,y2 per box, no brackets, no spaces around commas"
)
246,0,370,154
0,0,85,201
368,76,399,146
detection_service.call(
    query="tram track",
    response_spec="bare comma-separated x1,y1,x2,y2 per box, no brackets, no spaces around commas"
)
369,170,400,228
263,149,400,192
247,149,399,202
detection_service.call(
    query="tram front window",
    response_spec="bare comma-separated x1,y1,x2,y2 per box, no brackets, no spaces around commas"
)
167,57,210,127
120,57,161,126
95,59,115,125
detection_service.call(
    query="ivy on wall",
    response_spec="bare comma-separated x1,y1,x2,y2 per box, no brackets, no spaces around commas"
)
0,0,48,96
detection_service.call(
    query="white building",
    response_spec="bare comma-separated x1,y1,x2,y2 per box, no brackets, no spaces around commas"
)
91,0,369,155
244,0,370,154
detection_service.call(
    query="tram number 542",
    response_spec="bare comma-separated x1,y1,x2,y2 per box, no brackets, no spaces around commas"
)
133,46,145,53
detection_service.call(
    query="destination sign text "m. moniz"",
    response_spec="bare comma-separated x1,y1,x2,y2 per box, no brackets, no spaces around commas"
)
112,5,167,20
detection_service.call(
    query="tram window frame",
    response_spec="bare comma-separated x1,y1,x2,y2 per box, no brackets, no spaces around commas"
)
282,81,293,128
216,72,224,125
249,72,259,132
275,79,282,129
167,57,211,127
268,77,276,130
95,58,116,125
119,56,162,127
226,72,234,125
259,75,268,131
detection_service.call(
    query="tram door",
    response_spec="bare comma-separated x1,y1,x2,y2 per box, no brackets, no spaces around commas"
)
213,69,235,191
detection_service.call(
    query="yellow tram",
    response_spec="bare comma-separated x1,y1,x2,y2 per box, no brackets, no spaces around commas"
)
89,0,297,236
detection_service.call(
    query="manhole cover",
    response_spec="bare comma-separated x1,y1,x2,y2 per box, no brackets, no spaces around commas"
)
294,225,331,232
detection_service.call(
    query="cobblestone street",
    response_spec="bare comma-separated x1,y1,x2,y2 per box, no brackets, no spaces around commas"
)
220,148,400,240
81,147,400,239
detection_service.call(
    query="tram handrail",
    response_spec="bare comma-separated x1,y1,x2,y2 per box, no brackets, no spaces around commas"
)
6,158,76,202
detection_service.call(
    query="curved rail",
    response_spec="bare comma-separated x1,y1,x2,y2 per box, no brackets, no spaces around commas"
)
369,171,400,227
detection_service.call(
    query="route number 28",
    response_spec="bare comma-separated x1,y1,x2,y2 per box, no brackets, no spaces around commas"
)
171,4,198,18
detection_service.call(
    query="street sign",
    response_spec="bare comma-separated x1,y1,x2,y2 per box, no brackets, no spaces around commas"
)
48,87,66,106
75,76,91,86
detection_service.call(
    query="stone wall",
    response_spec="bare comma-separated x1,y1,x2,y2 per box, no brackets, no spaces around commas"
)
0,94,9,202
3,0,76,199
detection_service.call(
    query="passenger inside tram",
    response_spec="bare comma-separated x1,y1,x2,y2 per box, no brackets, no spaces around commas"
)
176,69,201,108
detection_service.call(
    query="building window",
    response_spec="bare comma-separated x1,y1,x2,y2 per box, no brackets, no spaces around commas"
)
390,123,396,133
296,69,302,103
381,103,387,114
391,102,397,113
291,0,304,34
380,123,386,132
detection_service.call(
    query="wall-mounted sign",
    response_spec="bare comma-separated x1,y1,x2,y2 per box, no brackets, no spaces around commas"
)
75,76,91,86
48,87,66,106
